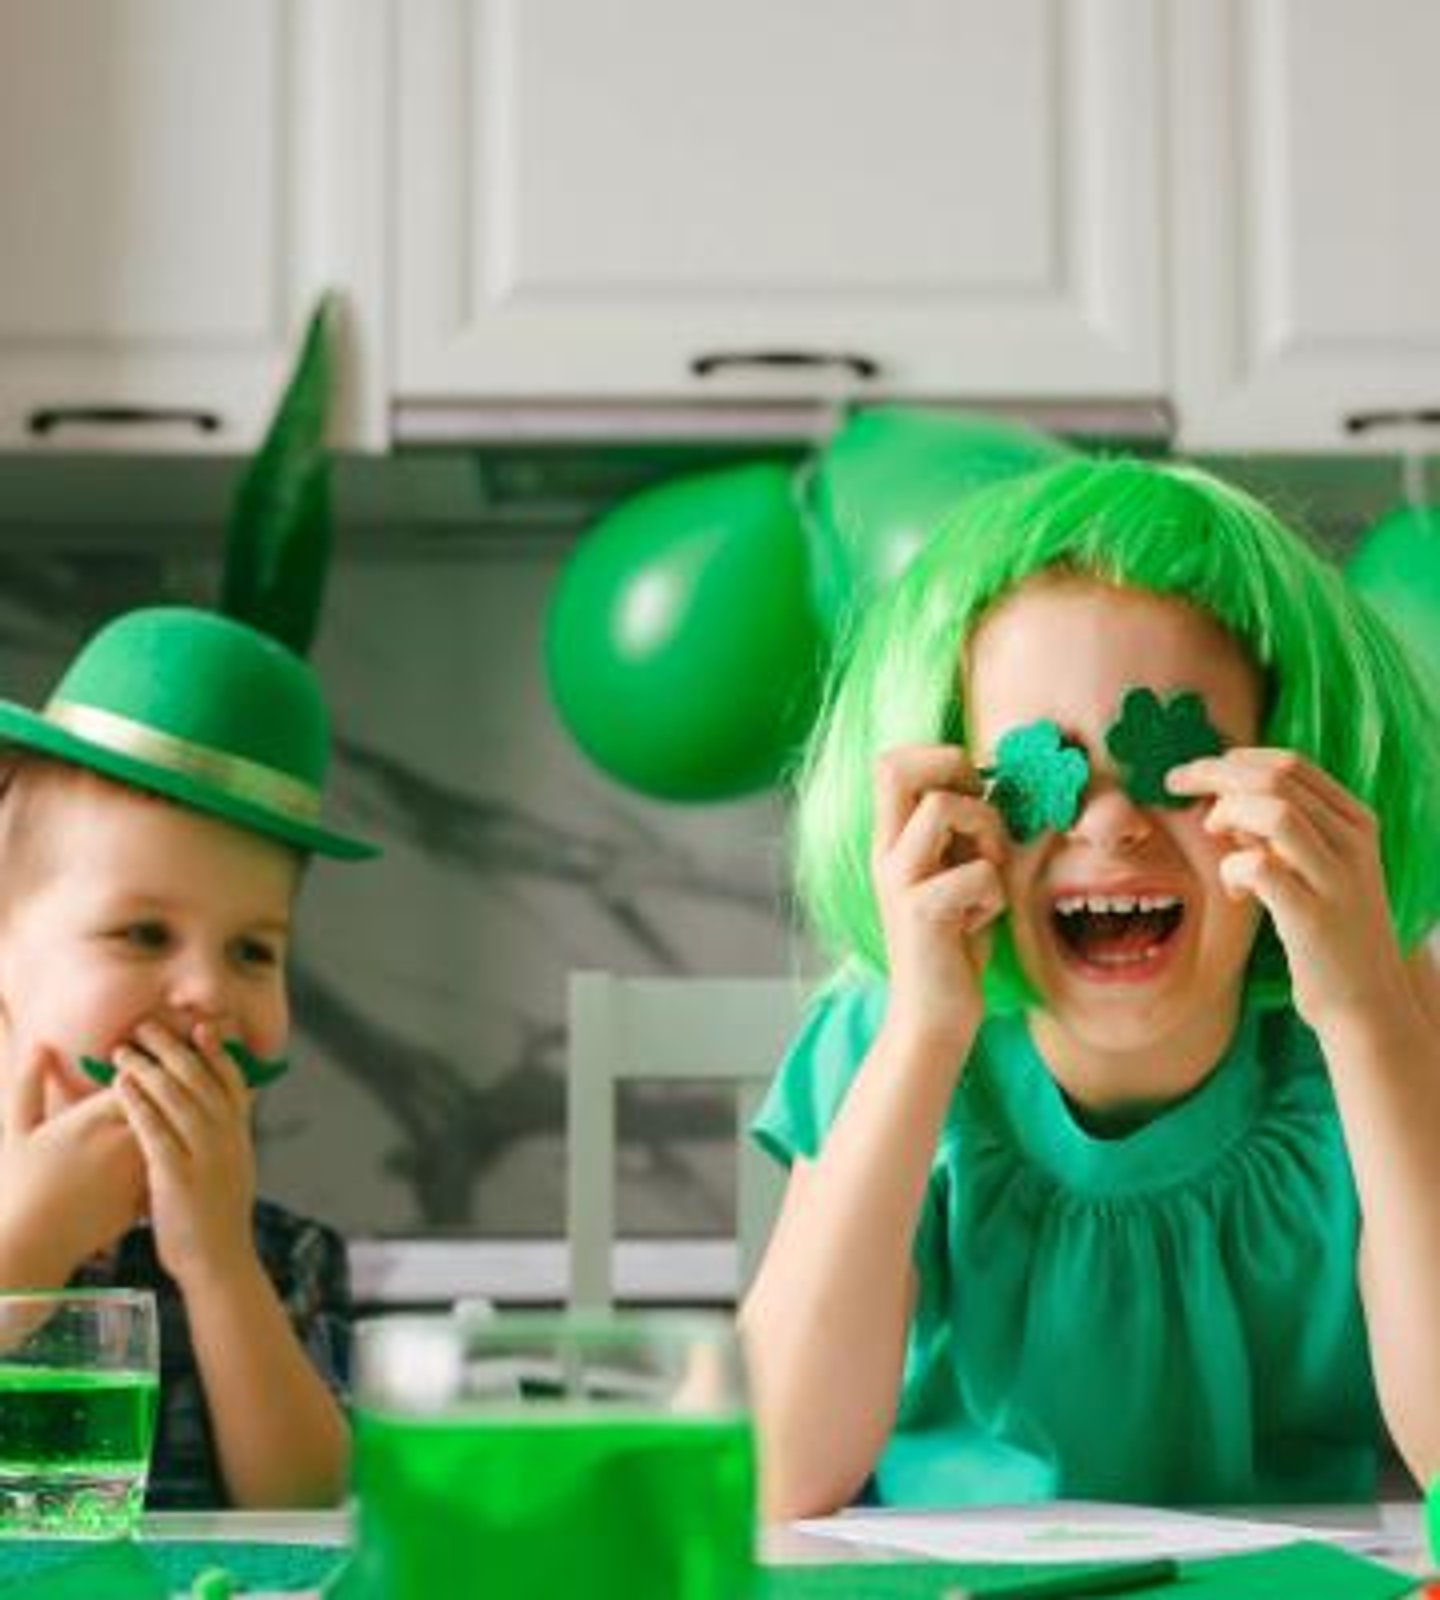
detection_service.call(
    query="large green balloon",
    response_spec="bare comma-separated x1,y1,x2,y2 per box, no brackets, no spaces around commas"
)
805,408,1074,635
545,463,825,801
1345,505,1440,690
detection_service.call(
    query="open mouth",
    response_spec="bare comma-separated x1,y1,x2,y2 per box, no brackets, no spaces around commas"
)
1051,892,1185,973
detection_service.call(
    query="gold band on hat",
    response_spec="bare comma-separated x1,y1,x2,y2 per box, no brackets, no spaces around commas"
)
43,700,324,823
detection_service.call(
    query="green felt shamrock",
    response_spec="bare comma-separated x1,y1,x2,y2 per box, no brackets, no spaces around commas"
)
1105,687,1224,807
983,718,1090,843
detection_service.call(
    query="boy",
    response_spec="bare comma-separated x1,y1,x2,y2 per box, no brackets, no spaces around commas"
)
0,605,378,1508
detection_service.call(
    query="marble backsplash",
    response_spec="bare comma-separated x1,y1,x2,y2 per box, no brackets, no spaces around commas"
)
0,543,808,1243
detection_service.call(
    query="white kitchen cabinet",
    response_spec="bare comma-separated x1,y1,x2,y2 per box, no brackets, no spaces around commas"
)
394,0,1165,415
1170,0,1440,451
0,0,389,453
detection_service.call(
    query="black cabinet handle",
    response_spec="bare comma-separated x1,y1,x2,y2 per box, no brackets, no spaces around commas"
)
27,405,223,437
690,349,882,381
1343,407,1440,436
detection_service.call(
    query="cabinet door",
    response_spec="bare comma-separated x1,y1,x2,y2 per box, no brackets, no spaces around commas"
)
1171,0,1440,450
396,0,1163,404
0,0,388,452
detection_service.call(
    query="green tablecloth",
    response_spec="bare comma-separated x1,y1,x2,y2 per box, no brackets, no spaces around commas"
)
0,1536,1414,1598
758,1542,1414,1599
0,1539,341,1596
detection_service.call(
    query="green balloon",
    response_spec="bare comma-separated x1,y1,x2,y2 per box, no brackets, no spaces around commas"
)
1346,505,1440,689
545,463,825,801
805,407,1074,635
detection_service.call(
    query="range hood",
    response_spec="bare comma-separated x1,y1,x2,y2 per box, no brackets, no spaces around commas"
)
0,415,1409,560
391,395,1176,451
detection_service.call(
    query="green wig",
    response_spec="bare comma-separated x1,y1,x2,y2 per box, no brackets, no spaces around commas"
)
794,455,1440,1013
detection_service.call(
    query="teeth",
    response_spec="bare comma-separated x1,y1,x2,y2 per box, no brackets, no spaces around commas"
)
1054,893,1181,917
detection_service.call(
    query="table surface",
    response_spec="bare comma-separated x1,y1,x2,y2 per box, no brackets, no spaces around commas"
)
140,1499,1431,1574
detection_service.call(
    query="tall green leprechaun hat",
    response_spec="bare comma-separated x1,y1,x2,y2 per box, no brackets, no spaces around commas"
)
0,294,378,861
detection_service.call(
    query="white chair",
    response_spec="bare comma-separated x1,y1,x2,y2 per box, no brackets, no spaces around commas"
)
566,971,808,1309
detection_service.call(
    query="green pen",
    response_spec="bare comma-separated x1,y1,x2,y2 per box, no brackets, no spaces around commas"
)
946,1558,1181,1600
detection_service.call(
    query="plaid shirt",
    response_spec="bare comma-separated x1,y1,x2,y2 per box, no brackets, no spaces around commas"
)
71,1199,350,1508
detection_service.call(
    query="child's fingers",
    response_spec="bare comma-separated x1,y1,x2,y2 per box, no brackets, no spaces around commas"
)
115,1047,210,1158
885,791,1005,887
189,1022,249,1114
1171,749,1372,869
116,1070,187,1168
43,1050,99,1116
1169,748,1372,832
1243,750,1375,830
0,1048,102,1140
132,1024,232,1125
1218,844,1313,918
914,858,1006,933
55,1086,134,1146
1,1047,52,1140
872,745,982,855
938,799,1007,872
1203,792,1339,890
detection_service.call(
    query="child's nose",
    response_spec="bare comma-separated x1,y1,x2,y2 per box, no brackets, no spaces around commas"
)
165,1000,243,1053
1064,775,1152,852
167,953,234,1019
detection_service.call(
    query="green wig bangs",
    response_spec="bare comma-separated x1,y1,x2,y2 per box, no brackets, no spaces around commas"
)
794,455,1440,1014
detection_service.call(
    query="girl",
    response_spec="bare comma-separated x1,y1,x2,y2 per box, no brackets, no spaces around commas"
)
741,457,1440,1516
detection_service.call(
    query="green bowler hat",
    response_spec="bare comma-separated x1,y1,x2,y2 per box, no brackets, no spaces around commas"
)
0,606,378,860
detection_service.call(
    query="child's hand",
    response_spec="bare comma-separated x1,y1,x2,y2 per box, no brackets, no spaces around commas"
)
0,1046,146,1278
114,1020,257,1291
872,744,1008,1042
1168,748,1408,1033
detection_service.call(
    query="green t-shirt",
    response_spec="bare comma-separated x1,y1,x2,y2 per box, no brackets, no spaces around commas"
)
752,981,1380,1506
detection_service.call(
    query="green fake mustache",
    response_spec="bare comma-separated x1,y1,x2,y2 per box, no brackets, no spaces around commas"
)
79,1039,289,1089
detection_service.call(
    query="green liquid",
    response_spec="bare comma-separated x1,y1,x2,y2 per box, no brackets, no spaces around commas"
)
353,1408,756,1599
0,1367,158,1534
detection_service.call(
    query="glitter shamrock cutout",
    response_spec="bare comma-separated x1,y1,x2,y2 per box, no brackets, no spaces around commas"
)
1104,687,1224,808
982,718,1090,843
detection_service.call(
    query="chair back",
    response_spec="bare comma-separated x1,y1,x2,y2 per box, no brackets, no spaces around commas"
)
566,970,807,1308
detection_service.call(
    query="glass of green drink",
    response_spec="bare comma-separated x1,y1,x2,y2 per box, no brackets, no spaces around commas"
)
0,1288,159,1536
351,1308,756,1600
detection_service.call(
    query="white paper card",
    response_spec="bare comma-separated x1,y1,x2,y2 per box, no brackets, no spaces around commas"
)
795,1501,1386,1564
